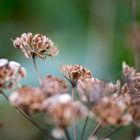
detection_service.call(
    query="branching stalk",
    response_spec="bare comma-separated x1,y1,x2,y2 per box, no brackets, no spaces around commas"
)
0,91,55,140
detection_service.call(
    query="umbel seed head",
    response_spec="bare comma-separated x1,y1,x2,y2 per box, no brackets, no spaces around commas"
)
0,58,26,90
13,33,59,59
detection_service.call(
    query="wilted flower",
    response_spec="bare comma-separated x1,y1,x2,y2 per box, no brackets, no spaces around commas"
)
0,59,26,90
42,94,88,128
60,64,92,87
121,62,140,126
77,77,120,102
40,75,68,97
13,33,59,59
10,86,45,113
92,95,132,126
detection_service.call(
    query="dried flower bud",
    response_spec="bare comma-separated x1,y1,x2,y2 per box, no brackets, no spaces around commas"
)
42,94,88,128
92,95,132,126
77,77,120,102
0,59,26,89
40,75,68,97
10,86,45,113
60,64,92,87
13,33,59,59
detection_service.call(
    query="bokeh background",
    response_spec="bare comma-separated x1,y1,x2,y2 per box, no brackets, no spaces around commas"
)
0,0,139,140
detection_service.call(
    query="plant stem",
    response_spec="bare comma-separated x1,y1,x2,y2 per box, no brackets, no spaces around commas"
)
0,91,55,140
32,56,42,84
131,124,137,140
88,121,102,139
64,128,71,140
131,0,139,70
72,88,76,140
80,115,89,140
101,126,121,140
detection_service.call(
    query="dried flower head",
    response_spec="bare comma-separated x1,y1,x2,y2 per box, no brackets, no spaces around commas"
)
121,62,140,126
77,77,120,102
10,86,45,113
42,94,88,128
92,95,132,126
40,75,68,97
13,33,59,59
0,59,26,89
60,64,92,87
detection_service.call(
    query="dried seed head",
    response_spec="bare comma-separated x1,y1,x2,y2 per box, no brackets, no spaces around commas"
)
13,33,59,59
40,75,68,97
42,94,88,128
60,64,92,87
92,95,132,126
10,86,45,113
121,62,140,126
77,77,120,102
0,59,26,89
77,77,104,102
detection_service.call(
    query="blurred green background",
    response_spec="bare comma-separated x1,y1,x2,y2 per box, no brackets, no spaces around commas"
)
0,0,139,140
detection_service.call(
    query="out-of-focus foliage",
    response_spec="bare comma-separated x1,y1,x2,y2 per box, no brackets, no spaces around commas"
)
0,0,139,140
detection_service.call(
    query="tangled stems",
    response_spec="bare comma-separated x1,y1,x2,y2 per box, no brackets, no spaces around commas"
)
0,91,55,140
32,56,42,84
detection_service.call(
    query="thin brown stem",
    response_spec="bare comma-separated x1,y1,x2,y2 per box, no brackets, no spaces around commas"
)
32,56,42,84
88,121,102,139
0,91,55,140
80,115,89,140
72,88,76,140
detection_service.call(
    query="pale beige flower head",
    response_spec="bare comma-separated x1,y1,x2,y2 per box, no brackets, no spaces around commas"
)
10,86,45,113
77,77,120,102
13,33,59,59
60,64,92,87
92,95,132,126
42,94,88,128
40,75,68,97
0,59,26,89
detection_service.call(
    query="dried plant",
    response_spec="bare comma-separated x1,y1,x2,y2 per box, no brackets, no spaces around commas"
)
0,30,140,140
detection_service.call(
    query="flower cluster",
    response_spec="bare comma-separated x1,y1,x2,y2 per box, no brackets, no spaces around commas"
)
1,32,140,140
92,95,132,126
60,64,92,87
42,94,88,128
121,62,140,126
10,86,45,113
0,59,26,89
40,75,68,97
13,33,59,59
77,77,120,102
